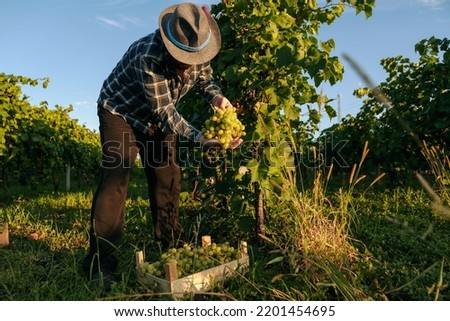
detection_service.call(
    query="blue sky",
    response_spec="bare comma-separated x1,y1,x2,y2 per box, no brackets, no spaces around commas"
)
1,0,449,132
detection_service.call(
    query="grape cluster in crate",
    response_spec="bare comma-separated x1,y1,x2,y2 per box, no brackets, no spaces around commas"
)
138,241,240,279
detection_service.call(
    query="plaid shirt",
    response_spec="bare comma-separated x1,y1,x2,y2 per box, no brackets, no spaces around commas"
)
98,30,222,142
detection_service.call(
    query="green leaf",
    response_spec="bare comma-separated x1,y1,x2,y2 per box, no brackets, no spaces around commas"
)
325,104,337,119
247,159,260,182
264,88,280,106
284,103,300,120
42,78,50,89
266,256,284,266
434,120,449,129
268,165,281,177
238,216,254,233
309,108,321,124
276,45,295,67
275,11,295,29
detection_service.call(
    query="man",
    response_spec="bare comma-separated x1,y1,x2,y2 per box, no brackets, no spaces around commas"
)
82,3,242,289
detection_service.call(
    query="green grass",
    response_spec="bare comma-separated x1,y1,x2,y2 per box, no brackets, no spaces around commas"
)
349,187,450,300
0,177,449,301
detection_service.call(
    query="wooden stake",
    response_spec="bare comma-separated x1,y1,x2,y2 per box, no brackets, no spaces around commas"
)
201,235,211,247
164,262,178,283
0,223,9,248
240,241,248,258
135,251,144,265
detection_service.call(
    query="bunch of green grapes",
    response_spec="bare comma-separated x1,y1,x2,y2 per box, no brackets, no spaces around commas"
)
139,242,240,278
138,260,164,277
202,107,246,149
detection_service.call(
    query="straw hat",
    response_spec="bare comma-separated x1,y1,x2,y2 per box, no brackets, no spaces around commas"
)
159,3,221,65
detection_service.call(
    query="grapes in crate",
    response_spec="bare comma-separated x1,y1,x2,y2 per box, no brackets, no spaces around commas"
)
138,242,240,278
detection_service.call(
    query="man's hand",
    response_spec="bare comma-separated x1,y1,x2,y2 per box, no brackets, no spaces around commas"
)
198,135,243,150
199,135,223,149
228,137,243,150
212,95,232,109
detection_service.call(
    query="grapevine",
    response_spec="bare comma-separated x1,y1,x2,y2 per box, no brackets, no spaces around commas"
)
202,107,245,149
138,242,240,278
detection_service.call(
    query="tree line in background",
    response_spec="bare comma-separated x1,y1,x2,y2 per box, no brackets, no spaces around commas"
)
0,73,101,196
320,37,449,181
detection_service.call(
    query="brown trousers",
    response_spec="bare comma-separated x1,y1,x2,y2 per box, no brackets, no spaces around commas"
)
84,106,183,274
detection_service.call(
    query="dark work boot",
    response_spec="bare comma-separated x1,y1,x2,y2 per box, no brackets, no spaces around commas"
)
82,253,118,291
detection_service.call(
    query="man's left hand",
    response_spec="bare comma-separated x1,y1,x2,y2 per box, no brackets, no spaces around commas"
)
212,95,232,109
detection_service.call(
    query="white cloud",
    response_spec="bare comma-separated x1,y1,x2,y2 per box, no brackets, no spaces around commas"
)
414,0,446,8
94,0,151,9
119,15,146,28
96,16,125,29
373,0,449,12
96,14,147,29
98,0,126,7
73,101,91,107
